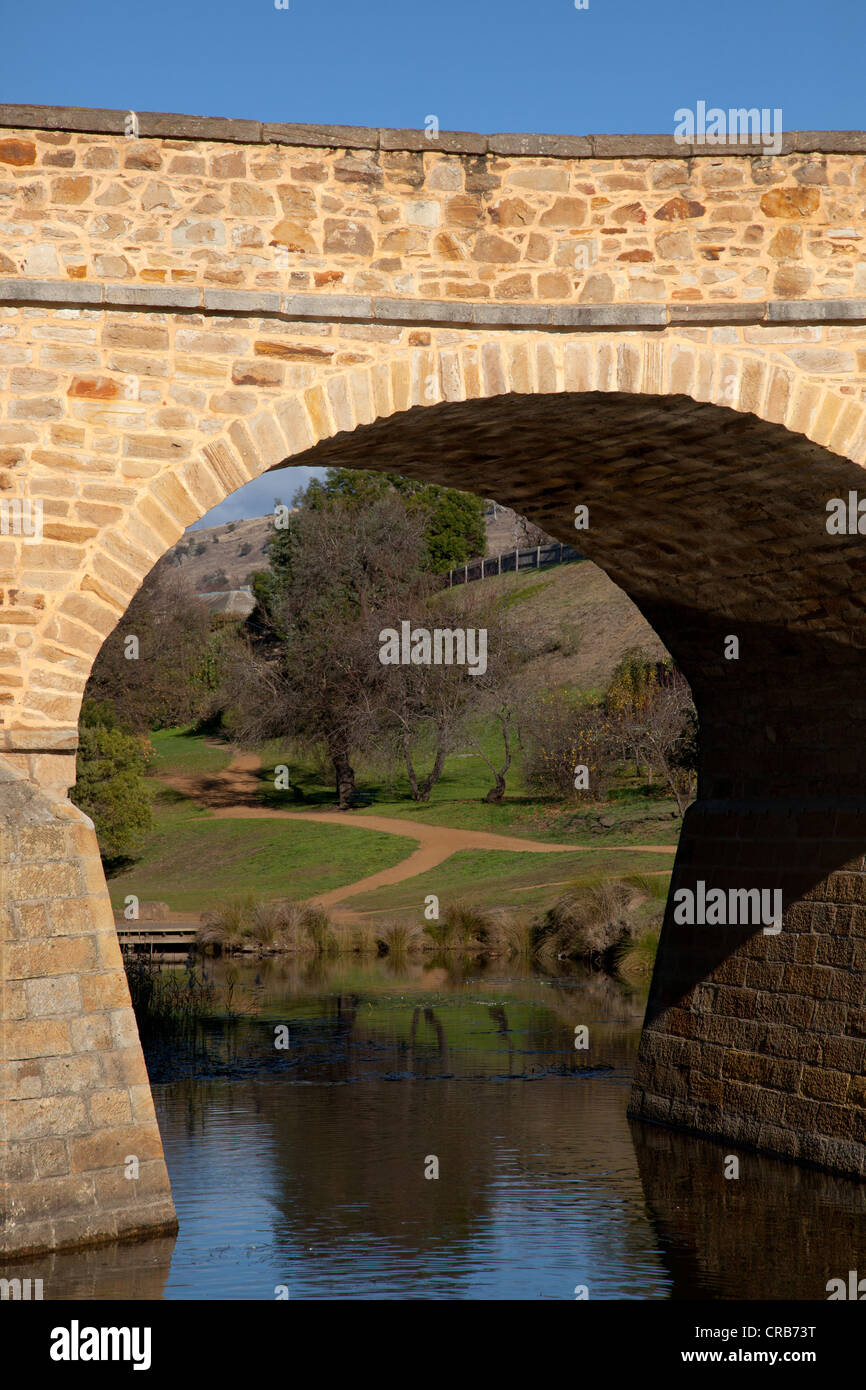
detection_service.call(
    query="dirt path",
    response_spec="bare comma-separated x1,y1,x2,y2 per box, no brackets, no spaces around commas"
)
158,751,677,908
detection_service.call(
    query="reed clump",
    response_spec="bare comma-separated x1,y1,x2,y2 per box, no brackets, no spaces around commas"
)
537,874,667,969
124,952,216,1037
198,896,335,955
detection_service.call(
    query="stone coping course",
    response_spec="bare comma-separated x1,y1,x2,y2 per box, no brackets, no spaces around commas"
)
2,277,866,330
1,103,865,158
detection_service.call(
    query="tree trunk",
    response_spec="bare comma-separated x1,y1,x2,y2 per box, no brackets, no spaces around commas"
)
401,727,421,800
403,727,447,802
484,773,507,803
479,720,512,804
416,741,447,802
329,734,356,809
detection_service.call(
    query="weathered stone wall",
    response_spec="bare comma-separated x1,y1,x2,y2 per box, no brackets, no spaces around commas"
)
1,107,865,1254
630,800,866,1179
1,316,866,736
3,112,866,736
1,111,865,304
1,761,176,1256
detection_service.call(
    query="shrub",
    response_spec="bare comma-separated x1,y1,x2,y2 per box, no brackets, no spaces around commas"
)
422,901,502,949
198,896,327,953
521,687,614,801
496,914,535,962
71,721,154,863
301,906,338,955
349,923,378,954
252,899,304,950
607,650,698,812
198,893,259,951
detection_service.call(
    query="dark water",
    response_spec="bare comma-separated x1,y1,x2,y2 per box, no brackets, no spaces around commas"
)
28,957,866,1300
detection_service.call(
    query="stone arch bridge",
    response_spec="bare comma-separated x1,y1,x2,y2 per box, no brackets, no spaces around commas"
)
2,105,866,1256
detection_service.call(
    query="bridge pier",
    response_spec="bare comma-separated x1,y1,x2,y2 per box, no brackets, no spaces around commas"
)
630,797,866,1176
628,621,866,1177
1,741,176,1258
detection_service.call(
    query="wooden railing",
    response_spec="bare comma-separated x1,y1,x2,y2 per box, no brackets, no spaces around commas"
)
446,542,583,587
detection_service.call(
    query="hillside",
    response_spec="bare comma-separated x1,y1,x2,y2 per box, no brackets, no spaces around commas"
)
161,492,667,687
470,559,668,690
164,500,556,595
108,540,673,920
164,515,273,592
163,522,665,688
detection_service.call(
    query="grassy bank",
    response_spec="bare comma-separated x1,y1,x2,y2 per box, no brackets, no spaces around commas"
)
194,873,668,982
107,784,415,913
111,726,678,919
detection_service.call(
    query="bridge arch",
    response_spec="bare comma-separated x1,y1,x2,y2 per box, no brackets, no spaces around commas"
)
6,323,866,1259
26,331,866,729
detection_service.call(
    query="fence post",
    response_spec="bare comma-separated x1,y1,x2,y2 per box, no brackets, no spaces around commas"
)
536,546,541,569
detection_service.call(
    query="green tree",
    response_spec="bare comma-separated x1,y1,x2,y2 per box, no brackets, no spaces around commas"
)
72,704,154,863
297,467,485,572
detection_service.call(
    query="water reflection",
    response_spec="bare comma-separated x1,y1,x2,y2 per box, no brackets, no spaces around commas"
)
632,1120,866,1301
29,958,866,1300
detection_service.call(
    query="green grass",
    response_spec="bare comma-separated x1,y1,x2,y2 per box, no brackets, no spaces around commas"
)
127,724,678,920
499,573,558,609
347,847,672,915
148,727,233,776
107,786,415,913
234,724,680,844
117,553,683,922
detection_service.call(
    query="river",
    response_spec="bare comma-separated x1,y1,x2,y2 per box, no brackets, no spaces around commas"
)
28,956,866,1300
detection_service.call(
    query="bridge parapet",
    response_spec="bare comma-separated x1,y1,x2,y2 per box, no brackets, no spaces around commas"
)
2,107,866,311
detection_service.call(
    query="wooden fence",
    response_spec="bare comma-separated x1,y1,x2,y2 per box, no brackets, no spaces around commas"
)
446,542,583,587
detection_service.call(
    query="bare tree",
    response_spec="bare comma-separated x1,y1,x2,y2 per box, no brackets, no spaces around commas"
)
224,493,431,808
85,564,216,732
370,587,530,804
459,595,531,803
607,655,697,814
372,591,484,802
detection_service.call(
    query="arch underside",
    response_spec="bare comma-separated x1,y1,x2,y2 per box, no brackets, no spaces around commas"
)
291,388,866,800
291,388,866,1172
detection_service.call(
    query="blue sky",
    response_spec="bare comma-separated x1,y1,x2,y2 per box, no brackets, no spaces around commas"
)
5,0,862,526
5,0,863,134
